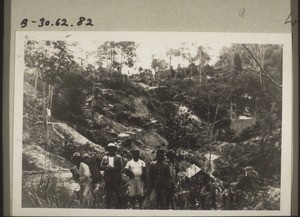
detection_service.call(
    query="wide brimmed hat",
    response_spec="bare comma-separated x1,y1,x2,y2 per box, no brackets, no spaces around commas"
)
82,153,90,159
106,143,118,150
71,152,81,160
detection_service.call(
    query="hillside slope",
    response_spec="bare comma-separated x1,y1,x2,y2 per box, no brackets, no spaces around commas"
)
22,77,281,210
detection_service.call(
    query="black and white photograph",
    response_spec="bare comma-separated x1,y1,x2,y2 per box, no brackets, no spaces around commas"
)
13,31,292,216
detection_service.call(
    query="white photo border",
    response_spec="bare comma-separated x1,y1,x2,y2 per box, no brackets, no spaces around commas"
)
13,31,292,216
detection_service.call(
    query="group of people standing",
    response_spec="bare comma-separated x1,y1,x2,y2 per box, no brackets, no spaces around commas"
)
70,143,175,209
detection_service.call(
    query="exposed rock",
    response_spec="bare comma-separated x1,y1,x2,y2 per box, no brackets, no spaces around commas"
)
230,116,256,134
136,82,150,89
51,122,105,159
132,97,149,117
139,131,168,150
23,145,72,171
118,133,130,138
92,112,129,132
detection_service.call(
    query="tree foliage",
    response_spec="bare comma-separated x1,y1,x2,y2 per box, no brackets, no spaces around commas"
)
214,44,282,129
95,41,137,72
151,58,168,72
25,41,75,85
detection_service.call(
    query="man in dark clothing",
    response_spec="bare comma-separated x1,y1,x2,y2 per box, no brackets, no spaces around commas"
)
148,149,171,209
165,150,177,209
100,143,123,208
200,183,209,210
208,182,218,210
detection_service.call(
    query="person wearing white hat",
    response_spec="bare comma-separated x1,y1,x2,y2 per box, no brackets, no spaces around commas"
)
70,152,92,208
100,143,123,208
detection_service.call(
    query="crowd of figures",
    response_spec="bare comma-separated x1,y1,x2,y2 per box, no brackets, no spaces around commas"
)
70,143,239,210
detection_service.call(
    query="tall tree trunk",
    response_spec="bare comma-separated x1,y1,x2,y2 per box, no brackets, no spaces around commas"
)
47,84,51,109
34,71,39,116
199,54,202,84
208,101,221,173
230,101,233,119
91,70,95,97
199,67,202,84
110,48,113,78
42,82,49,147
120,51,125,84
91,69,95,119
234,70,238,116
49,85,53,112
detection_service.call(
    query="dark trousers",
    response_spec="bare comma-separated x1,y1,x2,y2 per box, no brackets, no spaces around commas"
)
157,187,167,209
150,187,167,209
211,192,216,209
105,180,122,208
166,183,176,209
200,195,206,209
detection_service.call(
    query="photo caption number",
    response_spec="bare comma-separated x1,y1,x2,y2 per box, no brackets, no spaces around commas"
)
20,17,93,28
21,18,28,28
38,18,45,27
56,19,69,26
86,19,94,26
61,19,68,26
77,17,94,26
77,17,85,26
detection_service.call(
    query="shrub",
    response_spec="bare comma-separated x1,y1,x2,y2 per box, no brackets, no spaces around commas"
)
23,173,80,208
